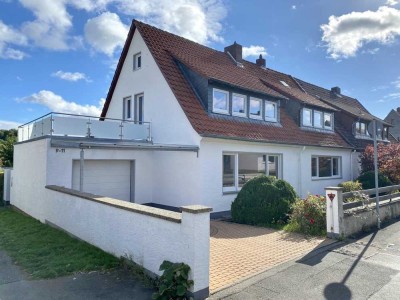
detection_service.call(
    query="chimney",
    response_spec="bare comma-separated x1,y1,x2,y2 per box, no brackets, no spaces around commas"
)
256,54,266,67
397,107,400,114
224,41,242,62
331,86,341,95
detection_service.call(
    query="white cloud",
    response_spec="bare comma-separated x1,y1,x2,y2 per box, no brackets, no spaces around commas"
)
384,92,400,99
386,0,398,6
52,70,90,82
243,45,268,58
0,20,27,59
292,5,296,10
0,120,20,130
361,47,380,55
321,6,400,60
84,12,129,56
392,76,400,88
19,90,104,116
117,0,226,44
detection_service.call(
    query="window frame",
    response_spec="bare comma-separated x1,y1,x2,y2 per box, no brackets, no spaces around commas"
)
212,88,230,115
264,100,278,122
249,97,263,120
302,108,313,127
133,52,142,70
311,155,342,180
313,110,323,128
123,96,132,120
324,113,333,130
134,93,144,123
232,93,247,117
355,121,369,137
222,152,282,193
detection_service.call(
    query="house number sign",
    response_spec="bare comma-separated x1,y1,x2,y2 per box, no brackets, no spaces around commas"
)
55,148,66,153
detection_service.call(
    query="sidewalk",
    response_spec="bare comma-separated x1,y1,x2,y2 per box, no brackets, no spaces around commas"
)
209,218,400,300
0,250,154,300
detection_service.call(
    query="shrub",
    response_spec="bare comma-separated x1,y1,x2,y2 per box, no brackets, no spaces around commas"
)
231,175,297,226
153,260,193,300
338,181,363,203
357,171,392,190
286,194,326,236
360,144,400,184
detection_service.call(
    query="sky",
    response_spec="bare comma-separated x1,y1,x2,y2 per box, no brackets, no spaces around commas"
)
1,0,400,129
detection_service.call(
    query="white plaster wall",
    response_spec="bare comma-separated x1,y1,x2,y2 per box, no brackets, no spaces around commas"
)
151,150,201,207
11,139,49,221
46,146,153,204
105,30,201,146
198,138,352,212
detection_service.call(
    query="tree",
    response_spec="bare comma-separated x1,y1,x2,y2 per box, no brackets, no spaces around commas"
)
0,129,17,141
0,135,17,167
360,143,400,184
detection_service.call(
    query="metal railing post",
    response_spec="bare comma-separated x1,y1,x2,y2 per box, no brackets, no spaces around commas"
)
80,148,84,192
119,121,123,139
87,117,91,138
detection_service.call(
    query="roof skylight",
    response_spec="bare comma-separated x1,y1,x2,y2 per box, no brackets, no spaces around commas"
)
280,80,290,87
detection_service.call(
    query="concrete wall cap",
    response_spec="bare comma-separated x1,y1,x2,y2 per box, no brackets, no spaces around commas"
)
325,187,344,191
45,185,182,223
181,205,213,214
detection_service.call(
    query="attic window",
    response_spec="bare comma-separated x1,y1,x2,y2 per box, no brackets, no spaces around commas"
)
280,81,290,87
212,88,229,114
133,52,141,70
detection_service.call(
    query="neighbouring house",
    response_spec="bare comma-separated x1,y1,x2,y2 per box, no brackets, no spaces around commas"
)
11,20,394,217
384,108,400,141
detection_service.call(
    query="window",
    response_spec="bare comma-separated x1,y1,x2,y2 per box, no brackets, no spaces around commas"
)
249,97,262,119
134,94,144,123
313,111,323,128
324,113,333,129
133,52,141,70
302,108,312,127
123,96,132,120
213,89,229,114
223,152,281,192
265,101,277,122
302,108,333,130
311,156,341,179
232,94,247,117
355,121,369,136
280,80,290,87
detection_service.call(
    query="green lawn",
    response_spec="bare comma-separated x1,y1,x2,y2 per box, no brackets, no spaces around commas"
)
0,208,120,279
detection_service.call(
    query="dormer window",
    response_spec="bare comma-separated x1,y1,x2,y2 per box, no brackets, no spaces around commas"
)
302,108,333,130
212,89,229,114
249,97,262,119
265,101,277,122
133,52,142,70
355,121,369,136
232,93,246,117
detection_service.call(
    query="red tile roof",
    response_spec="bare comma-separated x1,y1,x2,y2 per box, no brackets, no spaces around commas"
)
101,20,351,148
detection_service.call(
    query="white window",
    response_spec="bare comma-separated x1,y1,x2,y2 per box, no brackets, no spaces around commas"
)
212,89,229,114
302,108,312,127
311,156,341,179
313,111,323,128
324,113,333,130
123,96,132,120
232,94,247,117
223,152,282,192
265,101,277,122
133,52,141,70
134,93,144,123
355,121,368,136
249,97,262,119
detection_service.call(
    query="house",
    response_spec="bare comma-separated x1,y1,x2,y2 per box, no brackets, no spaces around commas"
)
384,108,400,141
11,20,393,217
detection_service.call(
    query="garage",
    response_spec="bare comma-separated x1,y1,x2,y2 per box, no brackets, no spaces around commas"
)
72,160,134,202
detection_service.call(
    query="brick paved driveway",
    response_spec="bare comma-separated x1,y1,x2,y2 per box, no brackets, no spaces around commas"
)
209,221,333,293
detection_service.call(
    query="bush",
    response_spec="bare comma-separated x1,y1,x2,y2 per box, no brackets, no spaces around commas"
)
286,194,326,236
231,175,297,226
153,260,193,300
357,171,392,190
338,181,363,203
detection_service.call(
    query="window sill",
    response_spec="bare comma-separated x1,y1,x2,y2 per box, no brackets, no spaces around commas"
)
232,112,247,118
249,115,263,120
222,190,239,195
213,109,230,115
311,176,342,181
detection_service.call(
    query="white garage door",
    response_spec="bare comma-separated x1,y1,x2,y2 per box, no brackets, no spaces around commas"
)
72,160,133,202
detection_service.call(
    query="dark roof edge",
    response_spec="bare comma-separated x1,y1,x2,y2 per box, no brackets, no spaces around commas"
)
200,133,353,149
101,20,137,119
